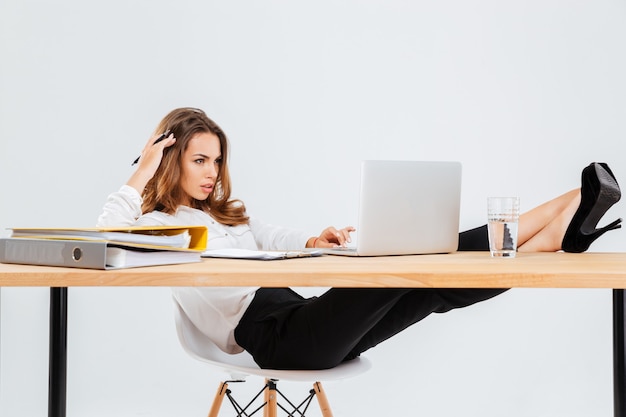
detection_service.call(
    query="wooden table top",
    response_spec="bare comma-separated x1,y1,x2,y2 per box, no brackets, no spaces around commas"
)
1,251,626,289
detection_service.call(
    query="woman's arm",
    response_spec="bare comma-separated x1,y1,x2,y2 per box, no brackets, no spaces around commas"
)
248,218,311,251
249,218,355,250
96,185,143,227
97,133,176,227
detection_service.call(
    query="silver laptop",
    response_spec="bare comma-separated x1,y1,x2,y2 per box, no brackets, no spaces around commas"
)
325,160,462,256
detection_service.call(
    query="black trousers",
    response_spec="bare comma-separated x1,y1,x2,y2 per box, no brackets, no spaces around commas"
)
234,225,506,370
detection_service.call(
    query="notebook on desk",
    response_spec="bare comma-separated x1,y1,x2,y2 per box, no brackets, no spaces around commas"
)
324,160,462,256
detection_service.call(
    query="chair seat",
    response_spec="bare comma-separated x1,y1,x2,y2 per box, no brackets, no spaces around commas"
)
173,299,372,381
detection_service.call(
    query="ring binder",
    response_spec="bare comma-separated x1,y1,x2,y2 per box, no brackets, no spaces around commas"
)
0,225,208,269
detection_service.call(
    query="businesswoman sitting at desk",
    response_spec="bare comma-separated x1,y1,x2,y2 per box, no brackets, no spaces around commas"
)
98,107,622,370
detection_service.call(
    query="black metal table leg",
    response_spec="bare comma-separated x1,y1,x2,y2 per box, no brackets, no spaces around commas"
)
614,289,626,417
49,287,68,417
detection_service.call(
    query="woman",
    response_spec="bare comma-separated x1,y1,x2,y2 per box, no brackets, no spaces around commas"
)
98,107,621,370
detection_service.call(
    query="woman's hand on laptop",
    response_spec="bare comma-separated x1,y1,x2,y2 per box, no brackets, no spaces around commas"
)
307,226,355,248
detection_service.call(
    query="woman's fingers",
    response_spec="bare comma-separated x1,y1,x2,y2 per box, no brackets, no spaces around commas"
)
319,226,355,247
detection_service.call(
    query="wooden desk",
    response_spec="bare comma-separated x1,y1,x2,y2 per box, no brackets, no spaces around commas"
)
2,251,626,417
3,251,626,288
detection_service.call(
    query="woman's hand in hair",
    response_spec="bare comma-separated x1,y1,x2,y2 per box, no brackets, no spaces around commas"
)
126,133,176,193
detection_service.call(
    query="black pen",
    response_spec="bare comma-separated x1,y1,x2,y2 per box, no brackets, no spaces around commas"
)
131,130,171,166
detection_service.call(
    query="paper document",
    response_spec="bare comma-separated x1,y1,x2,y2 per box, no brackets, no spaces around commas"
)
106,246,201,268
202,248,323,260
9,225,208,251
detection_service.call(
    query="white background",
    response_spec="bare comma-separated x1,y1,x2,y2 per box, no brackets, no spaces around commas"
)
1,1,625,416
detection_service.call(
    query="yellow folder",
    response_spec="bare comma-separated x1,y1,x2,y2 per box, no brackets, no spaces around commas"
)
8,225,208,252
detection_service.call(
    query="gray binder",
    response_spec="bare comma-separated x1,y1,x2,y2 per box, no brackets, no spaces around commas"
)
0,238,200,270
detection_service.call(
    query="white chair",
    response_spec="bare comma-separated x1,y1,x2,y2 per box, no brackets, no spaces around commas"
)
173,300,372,417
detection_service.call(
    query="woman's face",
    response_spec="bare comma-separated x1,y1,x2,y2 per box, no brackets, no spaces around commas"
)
179,132,222,205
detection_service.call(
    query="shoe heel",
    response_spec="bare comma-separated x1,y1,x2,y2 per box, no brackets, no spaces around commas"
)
597,218,623,234
581,218,622,247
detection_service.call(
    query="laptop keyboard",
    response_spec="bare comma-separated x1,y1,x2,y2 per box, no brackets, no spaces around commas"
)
330,246,356,252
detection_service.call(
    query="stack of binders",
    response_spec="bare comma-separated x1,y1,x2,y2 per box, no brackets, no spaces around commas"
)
0,226,208,269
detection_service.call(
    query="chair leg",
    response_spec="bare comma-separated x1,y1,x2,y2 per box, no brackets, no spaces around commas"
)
207,378,333,417
263,379,270,417
313,381,334,417
207,382,228,417
265,379,278,417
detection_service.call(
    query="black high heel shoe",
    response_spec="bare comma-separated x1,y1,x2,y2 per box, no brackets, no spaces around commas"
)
562,162,622,253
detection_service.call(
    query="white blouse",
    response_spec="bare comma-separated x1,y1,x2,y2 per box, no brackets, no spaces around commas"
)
97,185,310,353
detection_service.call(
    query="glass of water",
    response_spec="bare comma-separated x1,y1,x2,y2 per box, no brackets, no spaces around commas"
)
487,197,520,258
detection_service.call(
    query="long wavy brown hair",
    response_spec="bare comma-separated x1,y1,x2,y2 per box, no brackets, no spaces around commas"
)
142,107,249,226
